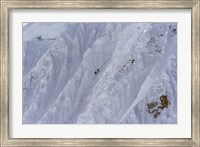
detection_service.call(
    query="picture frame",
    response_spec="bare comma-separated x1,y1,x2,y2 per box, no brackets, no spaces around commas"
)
0,0,199,146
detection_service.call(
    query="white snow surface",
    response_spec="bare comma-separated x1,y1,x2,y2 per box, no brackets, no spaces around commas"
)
23,23,177,124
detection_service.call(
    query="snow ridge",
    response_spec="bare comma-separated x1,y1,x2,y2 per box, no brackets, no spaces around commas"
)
23,23,177,124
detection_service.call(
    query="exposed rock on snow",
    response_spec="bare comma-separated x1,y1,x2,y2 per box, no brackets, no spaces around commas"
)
23,23,177,124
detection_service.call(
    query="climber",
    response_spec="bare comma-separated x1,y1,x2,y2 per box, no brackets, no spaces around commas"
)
94,69,100,75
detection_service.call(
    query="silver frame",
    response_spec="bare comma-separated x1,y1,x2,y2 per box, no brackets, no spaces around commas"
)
0,0,199,146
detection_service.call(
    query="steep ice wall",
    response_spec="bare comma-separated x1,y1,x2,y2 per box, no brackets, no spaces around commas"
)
23,23,177,124
77,23,177,124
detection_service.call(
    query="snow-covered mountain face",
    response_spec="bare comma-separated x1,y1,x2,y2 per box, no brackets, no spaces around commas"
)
23,22,177,124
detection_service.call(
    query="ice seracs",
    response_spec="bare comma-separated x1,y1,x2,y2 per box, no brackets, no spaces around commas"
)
23,23,177,124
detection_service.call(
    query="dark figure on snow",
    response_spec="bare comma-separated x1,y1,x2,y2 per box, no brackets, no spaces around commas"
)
95,69,100,75
36,35,42,41
129,59,135,64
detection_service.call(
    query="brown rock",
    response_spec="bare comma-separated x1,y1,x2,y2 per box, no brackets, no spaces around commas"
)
160,95,169,108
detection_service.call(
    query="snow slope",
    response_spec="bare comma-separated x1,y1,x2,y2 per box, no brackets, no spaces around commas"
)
23,23,177,124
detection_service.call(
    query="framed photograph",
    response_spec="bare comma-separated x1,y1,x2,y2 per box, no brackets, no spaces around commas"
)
1,0,199,146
